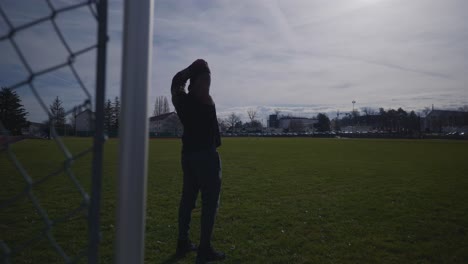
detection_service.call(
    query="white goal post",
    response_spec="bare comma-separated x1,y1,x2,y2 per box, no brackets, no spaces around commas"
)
116,0,154,263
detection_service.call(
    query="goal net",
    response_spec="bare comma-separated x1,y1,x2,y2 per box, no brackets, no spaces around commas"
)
0,0,107,263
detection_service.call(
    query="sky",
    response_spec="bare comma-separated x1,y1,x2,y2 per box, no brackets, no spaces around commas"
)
1,0,468,123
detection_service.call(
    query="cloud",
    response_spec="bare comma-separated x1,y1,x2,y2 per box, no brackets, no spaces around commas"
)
151,0,468,114
1,0,468,123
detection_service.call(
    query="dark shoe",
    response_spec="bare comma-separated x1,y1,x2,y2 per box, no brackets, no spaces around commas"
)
196,247,225,263
176,239,197,257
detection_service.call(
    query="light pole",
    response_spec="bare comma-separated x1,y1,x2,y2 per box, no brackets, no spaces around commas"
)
352,100,356,133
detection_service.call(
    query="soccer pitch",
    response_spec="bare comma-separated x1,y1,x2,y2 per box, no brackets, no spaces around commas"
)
2,138,468,263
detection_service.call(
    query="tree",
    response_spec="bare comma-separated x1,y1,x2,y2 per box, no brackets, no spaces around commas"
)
315,113,331,132
217,118,229,132
247,108,257,123
0,87,28,135
234,120,243,131
422,107,431,117
226,113,241,132
153,96,170,116
163,96,170,113
113,96,120,130
361,107,375,116
408,110,420,133
49,96,65,129
361,107,375,126
334,110,342,131
458,105,468,112
351,109,360,118
244,120,263,131
104,99,113,132
274,108,281,116
396,107,408,132
386,108,398,132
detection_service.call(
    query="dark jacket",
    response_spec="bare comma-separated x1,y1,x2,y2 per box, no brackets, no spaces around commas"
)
171,70,221,152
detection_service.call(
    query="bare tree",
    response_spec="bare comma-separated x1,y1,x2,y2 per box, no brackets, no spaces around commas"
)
351,109,360,118
163,96,170,113
226,112,241,132
153,96,162,116
361,107,375,116
274,108,281,116
153,96,170,116
361,107,375,126
217,118,229,132
422,107,431,117
458,105,468,112
247,108,257,122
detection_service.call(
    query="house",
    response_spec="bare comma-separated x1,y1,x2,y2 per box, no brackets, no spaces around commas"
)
21,122,45,137
149,112,182,136
75,109,94,132
424,110,468,133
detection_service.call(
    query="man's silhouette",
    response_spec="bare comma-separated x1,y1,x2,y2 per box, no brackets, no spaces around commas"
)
171,59,225,263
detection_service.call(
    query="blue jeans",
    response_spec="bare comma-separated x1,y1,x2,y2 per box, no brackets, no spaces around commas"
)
178,149,222,249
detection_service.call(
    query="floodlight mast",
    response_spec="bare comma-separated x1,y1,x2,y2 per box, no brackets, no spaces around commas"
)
352,100,356,133
116,0,154,263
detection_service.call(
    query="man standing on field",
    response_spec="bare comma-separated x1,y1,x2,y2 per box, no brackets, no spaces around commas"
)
171,59,225,263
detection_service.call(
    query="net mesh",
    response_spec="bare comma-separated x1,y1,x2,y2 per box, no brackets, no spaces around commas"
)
0,0,104,263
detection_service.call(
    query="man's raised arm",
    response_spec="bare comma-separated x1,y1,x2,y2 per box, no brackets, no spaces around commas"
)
171,67,191,110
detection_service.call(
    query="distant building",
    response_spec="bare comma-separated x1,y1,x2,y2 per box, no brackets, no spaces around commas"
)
22,122,45,137
268,114,279,128
340,125,373,133
149,112,182,136
275,116,317,132
75,109,94,132
339,114,380,132
424,110,468,133
268,114,318,131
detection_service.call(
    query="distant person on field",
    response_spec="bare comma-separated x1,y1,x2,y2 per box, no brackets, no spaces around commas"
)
171,59,225,263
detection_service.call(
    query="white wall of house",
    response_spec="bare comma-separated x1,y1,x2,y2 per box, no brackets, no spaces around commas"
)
76,110,93,132
149,113,182,135
21,123,43,136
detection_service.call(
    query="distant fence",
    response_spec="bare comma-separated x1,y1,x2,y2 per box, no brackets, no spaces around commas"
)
221,132,468,140
18,131,467,140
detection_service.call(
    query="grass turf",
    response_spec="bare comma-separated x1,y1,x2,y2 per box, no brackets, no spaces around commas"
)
1,137,468,263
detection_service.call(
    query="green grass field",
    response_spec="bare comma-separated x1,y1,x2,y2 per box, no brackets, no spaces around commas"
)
2,138,468,263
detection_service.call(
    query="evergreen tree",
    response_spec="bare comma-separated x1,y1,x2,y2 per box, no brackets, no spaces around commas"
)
113,96,120,130
49,96,66,128
315,113,331,132
0,87,28,135
104,99,113,132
